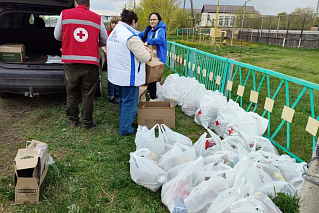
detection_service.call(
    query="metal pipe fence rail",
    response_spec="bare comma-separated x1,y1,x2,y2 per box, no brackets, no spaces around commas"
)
166,40,319,162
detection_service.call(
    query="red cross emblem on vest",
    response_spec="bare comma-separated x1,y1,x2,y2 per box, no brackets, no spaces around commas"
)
73,27,88,42
198,110,202,116
215,120,220,126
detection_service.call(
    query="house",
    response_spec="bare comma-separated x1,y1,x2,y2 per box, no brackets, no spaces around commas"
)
200,4,259,27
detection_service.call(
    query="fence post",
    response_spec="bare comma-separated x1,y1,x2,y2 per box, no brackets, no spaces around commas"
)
267,16,272,44
257,17,260,41
187,28,189,41
177,28,178,36
182,28,183,40
199,28,201,44
283,15,291,47
276,16,280,37
298,14,307,49
260,17,264,40
192,28,195,42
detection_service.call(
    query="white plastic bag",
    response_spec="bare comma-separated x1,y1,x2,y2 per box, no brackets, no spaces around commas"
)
161,157,205,213
129,149,166,192
194,94,226,129
160,124,193,151
246,136,279,155
158,143,197,172
181,84,206,117
211,99,245,137
184,175,229,213
135,124,165,162
225,112,269,140
230,193,282,213
207,187,241,213
193,129,222,158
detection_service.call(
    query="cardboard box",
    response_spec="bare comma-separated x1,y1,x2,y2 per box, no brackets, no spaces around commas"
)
148,45,158,58
139,85,147,102
146,57,164,84
14,140,49,204
0,44,26,63
138,101,175,129
26,140,49,174
14,165,48,204
311,26,318,31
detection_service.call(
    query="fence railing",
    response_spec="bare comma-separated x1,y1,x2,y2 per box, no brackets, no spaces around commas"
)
166,40,319,162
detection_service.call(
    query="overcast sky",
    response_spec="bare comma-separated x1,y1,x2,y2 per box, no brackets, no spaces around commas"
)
89,0,319,16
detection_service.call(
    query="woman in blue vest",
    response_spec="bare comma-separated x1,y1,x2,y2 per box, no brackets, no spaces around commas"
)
139,13,167,101
107,9,152,136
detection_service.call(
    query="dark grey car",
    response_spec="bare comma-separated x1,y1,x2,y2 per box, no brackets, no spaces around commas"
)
0,0,104,98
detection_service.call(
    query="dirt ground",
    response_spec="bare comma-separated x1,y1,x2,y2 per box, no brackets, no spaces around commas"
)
0,94,66,178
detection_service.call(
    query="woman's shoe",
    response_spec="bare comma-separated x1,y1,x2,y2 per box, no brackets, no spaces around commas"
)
109,98,119,104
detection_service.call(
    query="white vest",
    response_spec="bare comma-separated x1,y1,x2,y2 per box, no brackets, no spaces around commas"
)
107,22,146,86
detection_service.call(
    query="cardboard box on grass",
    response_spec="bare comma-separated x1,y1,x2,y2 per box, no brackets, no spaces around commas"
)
14,140,49,204
0,44,26,63
139,85,147,102
138,101,175,129
145,45,164,85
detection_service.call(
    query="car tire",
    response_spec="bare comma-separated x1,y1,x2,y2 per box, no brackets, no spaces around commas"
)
0,92,11,98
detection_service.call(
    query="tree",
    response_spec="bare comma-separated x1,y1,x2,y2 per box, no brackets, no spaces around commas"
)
289,6,316,30
127,0,182,33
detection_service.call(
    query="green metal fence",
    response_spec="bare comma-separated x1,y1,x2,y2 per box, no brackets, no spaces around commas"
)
166,41,319,162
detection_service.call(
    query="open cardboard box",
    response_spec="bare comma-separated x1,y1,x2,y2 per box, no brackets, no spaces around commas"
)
0,44,26,63
14,140,49,204
138,101,175,129
139,85,147,102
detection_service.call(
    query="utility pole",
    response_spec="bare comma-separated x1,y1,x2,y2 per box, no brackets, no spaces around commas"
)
190,0,196,42
212,0,220,45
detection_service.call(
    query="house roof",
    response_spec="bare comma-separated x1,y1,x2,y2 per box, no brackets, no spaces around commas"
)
184,8,202,15
201,4,257,14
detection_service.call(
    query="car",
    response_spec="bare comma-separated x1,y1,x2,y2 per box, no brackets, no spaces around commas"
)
0,0,105,98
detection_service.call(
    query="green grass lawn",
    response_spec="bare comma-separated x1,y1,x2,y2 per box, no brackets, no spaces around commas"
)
0,40,318,212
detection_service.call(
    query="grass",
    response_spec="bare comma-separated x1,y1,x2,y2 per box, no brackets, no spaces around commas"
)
167,35,319,162
1,39,316,212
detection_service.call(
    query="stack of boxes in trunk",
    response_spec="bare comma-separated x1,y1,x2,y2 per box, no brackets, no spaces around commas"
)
137,45,175,129
14,140,49,204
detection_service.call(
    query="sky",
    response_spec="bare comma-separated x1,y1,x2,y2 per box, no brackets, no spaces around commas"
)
89,0,319,16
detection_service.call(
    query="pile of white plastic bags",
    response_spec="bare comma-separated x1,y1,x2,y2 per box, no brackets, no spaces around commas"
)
129,74,306,213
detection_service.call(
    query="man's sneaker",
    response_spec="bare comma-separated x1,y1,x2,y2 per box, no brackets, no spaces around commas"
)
82,120,97,130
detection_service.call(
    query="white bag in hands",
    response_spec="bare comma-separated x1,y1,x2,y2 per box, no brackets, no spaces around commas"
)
193,129,222,158
160,124,193,151
225,112,269,140
158,143,196,172
211,99,245,137
135,124,165,162
129,149,166,192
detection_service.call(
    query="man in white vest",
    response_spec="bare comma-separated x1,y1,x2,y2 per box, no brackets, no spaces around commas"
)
107,9,152,136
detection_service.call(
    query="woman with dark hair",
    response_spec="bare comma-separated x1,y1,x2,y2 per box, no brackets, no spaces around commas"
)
139,12,167,101
107,9,152,136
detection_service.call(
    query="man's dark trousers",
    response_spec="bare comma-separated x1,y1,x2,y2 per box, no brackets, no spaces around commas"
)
63,63,98,128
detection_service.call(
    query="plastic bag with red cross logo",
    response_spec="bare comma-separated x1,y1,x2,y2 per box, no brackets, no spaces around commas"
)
211,99,246,137
181,84,206,117
194,93,227,129
224,112,269,140
193,129,222,158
